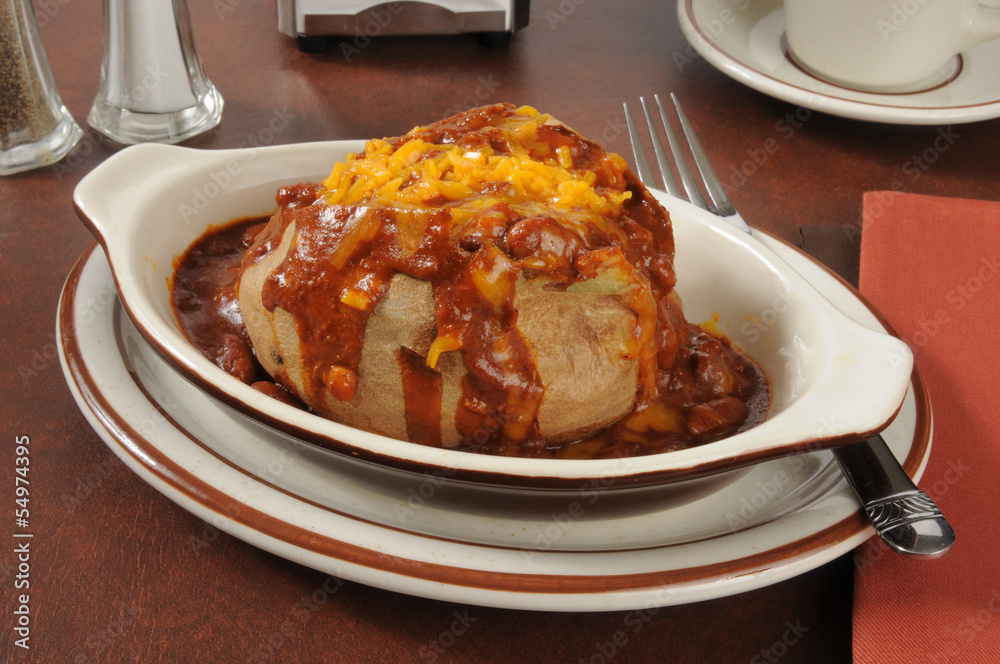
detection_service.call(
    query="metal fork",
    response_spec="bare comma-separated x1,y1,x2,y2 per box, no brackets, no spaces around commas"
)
625,93,955,559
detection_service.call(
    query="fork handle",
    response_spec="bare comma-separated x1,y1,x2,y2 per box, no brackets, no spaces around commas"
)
833,435,955,558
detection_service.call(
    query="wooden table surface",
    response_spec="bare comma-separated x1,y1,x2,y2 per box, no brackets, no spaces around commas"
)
3,1,998,662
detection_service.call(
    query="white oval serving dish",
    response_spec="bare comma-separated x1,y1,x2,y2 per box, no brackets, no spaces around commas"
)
73,141,913,491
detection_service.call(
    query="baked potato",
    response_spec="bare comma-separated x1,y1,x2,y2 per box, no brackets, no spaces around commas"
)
232,103,766,457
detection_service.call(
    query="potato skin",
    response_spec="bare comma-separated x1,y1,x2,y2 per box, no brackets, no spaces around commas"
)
238,214,640,446
514,278,639,443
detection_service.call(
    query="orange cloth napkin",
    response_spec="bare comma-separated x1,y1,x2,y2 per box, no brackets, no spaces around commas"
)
854,191,1000,663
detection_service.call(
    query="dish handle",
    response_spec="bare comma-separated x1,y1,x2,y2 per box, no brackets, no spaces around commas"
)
796,318,914,445
73,143,220,246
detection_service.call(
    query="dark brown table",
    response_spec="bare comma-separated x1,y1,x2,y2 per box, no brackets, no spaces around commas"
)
3,1,997,662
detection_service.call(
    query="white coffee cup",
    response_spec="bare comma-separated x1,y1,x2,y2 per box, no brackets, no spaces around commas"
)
784,0,1000,92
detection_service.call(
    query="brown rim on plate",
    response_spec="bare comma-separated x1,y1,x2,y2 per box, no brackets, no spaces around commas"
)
682,0,998,112
780,34,963,97
59,242,932,597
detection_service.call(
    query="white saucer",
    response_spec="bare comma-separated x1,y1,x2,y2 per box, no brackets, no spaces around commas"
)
58,240,931,611
678,0,1000,124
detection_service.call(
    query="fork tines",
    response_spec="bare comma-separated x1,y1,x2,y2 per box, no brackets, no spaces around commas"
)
624,94,735,219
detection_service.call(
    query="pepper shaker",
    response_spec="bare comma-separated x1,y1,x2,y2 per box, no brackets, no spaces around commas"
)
0,0,83,176
88,0,223,144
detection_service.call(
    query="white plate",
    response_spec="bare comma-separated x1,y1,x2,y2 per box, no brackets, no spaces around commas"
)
58,235,932,611
678,0,1000,124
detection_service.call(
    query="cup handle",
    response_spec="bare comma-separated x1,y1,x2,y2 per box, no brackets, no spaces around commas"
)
968,0,1000,41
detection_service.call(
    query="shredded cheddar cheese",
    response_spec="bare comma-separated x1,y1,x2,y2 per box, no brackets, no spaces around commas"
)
426,335,462,369
320,106,632,219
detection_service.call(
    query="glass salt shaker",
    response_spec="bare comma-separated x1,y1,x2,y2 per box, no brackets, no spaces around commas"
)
0,0,83,176
88,0,223,144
